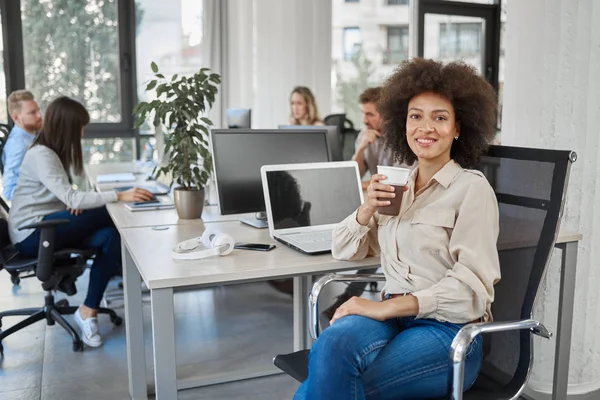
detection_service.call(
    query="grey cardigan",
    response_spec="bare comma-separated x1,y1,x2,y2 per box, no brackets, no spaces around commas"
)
8,145,118,244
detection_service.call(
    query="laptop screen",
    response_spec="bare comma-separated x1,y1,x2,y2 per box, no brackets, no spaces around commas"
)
265,166,362,230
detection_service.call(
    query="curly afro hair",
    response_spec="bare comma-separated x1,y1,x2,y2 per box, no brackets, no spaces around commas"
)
378,58,497,168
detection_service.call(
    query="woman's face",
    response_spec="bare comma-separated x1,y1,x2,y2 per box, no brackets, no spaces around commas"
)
406,91,459,165
291,92,308,120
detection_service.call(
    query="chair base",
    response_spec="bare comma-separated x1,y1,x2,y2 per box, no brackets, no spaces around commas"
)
0,291,123,355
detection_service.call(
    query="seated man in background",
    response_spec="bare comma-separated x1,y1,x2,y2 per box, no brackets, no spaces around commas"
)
352,87,397,190
322,87,409,320
2,90,43,200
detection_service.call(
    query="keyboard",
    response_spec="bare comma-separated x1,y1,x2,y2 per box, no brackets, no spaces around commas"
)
286,231,332,245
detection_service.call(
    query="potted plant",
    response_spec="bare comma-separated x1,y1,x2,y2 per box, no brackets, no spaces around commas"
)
133,62,221,219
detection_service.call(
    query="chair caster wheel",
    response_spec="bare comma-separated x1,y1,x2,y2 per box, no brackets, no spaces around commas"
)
369,282,378,291
56,299,70,307
72,341,84,352
10,276,20,286
0,342,4,356
111,315,123,326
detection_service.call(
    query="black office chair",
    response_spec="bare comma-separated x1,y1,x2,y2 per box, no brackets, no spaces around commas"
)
274,145,577,400
0,217,123,355
323,113,359,161
0,123,10,175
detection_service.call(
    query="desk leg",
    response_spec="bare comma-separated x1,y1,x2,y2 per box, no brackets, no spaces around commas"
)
293,276,311,351
150,287,177,400
552,241,578,400
122,242,148,400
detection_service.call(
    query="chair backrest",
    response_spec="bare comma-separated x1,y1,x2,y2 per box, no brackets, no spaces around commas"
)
323,114,359,161
0,123,11,174
472,145,575,395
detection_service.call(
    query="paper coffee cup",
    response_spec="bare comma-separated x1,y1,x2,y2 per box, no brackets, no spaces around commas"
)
376,166,411,216
377,166,410,186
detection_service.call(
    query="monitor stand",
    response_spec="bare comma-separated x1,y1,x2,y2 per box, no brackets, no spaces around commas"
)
240,212,269,229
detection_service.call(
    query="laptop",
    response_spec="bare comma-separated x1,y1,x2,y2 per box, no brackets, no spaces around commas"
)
278,125,343,162
112,170,173,195
261,161,363,254
113,181,170,196
124,195,175,212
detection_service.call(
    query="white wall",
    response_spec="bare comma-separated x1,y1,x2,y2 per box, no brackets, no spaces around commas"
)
502,0,600,395
252,0,332,128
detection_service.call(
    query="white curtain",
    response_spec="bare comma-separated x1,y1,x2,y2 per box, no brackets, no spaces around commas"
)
202,0,228,128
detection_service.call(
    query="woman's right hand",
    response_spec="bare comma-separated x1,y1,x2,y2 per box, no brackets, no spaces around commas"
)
363,174,396,213
356,174,396,225
117,188,154,203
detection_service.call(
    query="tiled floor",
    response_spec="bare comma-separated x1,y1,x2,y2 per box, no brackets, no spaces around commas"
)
0,269,337,399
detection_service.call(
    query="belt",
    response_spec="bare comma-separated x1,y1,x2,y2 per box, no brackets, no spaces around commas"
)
385,293,484,324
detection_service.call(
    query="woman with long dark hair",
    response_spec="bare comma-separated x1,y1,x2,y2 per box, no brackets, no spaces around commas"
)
8,96,153,348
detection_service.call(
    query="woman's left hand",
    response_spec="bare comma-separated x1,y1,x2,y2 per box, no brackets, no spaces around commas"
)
67,207,83,216
330,296,389,325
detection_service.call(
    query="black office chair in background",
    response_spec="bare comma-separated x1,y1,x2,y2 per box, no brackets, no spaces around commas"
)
0,217,122,354
323,113,359,161
0,123,10,174
274,145,577,400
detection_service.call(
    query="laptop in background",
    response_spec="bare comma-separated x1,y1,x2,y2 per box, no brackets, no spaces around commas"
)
261,161,363,254
124,195,174,212
113,170,173,195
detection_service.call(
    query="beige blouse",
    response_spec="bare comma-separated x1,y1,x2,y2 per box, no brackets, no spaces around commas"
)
332,159,501,324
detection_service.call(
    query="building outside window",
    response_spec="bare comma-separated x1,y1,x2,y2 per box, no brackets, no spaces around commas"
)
439,22,482,59
386,26,409,63
386,0,409,5
343,27,361,61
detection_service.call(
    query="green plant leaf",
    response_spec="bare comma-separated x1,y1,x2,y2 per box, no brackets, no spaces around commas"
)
146,80,157,91
200,117,212,125
155,73,165,79
172,74,178,81
151,62,158,73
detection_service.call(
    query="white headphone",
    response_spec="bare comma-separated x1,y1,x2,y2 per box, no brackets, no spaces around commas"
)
171,227,235,260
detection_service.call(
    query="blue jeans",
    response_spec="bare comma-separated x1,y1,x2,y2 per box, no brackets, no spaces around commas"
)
15,207,121,309
294,314,483,400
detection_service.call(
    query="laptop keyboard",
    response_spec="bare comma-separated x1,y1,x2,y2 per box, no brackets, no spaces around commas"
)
286,231,332,245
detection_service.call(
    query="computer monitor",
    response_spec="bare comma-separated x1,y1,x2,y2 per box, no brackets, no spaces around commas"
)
226,108,252,129
278,125,343,161
210,129,330,228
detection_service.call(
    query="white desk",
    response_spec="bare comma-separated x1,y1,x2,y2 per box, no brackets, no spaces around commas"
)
105,203,257,229
120,220,380,399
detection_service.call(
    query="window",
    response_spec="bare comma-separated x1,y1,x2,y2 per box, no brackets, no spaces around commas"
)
439,22,482,59
21,0,122,123
82,138,135,165
386,26,409,64
135,0,204,140
0,13,6,124
386,0,409,5
343,27,361,61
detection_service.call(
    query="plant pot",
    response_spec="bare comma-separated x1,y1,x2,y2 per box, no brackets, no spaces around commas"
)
173,188,205,219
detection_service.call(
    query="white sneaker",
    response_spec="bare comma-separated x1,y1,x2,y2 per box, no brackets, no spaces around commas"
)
74,307,103,348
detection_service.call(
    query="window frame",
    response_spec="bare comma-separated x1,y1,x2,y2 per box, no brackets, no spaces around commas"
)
0,0,142,156
385,25,410,64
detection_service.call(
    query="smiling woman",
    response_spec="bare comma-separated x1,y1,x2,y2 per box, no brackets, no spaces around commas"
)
379,58,497,169
295,58,501,400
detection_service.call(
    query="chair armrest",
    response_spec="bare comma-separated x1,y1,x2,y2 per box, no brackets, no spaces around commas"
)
19,219,70,231
448,319,552,400
309,273,386,341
